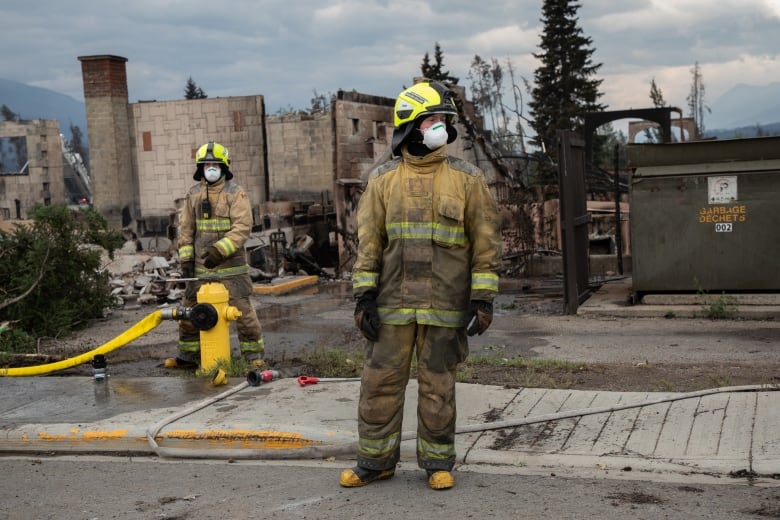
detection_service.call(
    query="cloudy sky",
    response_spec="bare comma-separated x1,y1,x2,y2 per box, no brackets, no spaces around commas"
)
3,0,779,132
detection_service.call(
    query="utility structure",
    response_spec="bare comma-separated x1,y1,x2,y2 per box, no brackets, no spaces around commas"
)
558,108,680,314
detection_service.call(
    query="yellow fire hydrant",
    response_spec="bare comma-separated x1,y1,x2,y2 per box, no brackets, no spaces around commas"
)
194,282,241,372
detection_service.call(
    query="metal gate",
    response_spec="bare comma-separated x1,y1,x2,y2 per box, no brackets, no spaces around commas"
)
557,130,591,314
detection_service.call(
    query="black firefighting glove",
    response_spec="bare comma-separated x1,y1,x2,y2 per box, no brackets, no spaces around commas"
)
354,292,381,341
201,246,223,269
181,260,195,278
466,300,493,336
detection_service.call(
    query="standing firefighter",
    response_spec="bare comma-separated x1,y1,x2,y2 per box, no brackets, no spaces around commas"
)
340,81,501,490
166,141,266,369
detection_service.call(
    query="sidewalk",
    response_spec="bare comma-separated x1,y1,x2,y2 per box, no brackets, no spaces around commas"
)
577,276,780,320
1,375,777,483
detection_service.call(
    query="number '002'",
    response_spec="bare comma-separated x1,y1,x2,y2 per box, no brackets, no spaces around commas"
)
715,223,733,232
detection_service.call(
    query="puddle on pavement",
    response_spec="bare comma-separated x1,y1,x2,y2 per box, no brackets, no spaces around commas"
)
0,377,226,423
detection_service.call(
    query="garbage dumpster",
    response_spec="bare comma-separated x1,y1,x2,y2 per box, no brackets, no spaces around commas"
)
627,136,780,294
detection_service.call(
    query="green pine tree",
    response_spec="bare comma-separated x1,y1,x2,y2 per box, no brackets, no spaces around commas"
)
184,77,208,99
529,0,605,182
420,42,459,84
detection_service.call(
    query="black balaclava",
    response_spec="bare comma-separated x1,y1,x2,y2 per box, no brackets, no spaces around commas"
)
406,119,429,157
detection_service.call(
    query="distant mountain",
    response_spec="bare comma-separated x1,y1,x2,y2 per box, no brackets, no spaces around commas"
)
706,121,780,140
0,78,87,144
706,82,780,131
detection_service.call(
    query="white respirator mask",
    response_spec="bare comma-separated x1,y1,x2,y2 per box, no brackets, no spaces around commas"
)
204,166,222,183
422,122,449,150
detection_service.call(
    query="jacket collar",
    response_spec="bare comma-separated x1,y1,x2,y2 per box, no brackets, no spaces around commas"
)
201,176,226,192
401,145,447,173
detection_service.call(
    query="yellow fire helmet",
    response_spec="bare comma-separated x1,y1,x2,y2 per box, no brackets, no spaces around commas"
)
391,81,458,155
193,141,233,180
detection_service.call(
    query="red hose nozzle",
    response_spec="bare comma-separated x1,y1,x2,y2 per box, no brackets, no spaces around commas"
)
246,369,280,386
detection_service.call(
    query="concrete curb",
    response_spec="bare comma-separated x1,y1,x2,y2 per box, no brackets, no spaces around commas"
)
577,277,780,320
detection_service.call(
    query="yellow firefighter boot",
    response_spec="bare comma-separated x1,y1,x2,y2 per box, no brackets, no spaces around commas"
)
248,358,266,370
339,466,395,487
164,357,198,369
427,470,455,490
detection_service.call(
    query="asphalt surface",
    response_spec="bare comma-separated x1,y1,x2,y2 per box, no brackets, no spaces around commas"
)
1,278,778,485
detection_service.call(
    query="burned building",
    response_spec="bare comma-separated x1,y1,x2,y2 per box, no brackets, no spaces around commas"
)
0,119,67,220
75,54,510,276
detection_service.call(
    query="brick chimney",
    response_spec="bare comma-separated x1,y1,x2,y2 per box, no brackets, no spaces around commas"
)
78,55,136,229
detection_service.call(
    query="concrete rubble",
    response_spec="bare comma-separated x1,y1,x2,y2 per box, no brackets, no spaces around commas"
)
102,234,333,309
103,248,185,308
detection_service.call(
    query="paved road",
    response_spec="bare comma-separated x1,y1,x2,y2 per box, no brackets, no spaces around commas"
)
1,456,777,520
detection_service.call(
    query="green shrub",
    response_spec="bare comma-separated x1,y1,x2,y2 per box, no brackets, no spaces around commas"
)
695,279,738,320
0,205,124,352
0,325,35,353
706,292,738,320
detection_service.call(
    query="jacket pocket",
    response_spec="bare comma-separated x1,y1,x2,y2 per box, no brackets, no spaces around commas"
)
434,196,465,248
214,196,231,220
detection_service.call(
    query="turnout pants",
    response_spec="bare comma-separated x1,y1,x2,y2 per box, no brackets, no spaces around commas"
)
356,322,469,472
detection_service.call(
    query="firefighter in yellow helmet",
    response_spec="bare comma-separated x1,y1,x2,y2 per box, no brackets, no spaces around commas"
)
340,81,501,490
166,141,265,369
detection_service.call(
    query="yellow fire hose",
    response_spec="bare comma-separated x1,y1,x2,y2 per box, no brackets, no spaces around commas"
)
0,310,163,377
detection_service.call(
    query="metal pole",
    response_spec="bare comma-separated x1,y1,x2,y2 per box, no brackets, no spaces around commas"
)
613,144,623,275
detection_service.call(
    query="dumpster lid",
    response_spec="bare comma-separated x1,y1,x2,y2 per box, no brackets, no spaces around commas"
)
627,136,780,170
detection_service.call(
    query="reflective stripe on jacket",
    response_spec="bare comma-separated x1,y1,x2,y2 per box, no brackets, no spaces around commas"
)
177,177,252,278
353,146,501,327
